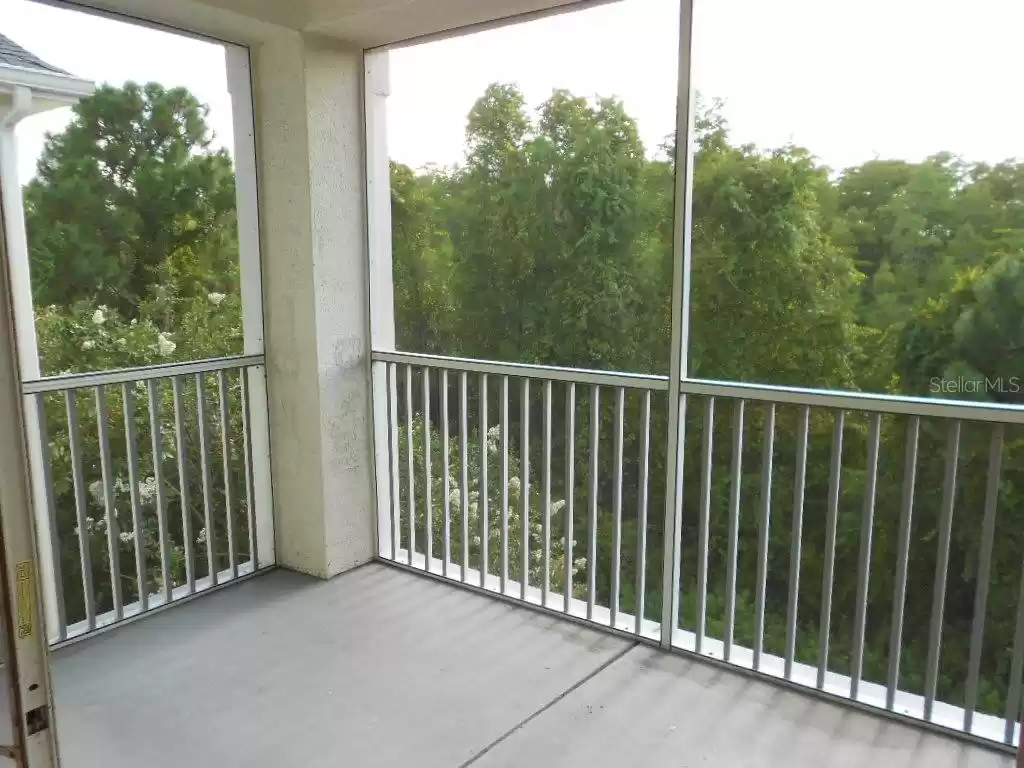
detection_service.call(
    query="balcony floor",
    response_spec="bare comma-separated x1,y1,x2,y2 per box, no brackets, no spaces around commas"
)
52,563,1012,768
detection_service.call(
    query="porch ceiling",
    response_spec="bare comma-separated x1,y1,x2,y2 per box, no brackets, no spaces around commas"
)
67,0,612,48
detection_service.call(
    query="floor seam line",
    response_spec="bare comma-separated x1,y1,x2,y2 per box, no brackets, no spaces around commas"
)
456,640,639,768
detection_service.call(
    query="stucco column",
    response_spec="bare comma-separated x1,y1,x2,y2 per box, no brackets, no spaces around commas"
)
251,34,377,578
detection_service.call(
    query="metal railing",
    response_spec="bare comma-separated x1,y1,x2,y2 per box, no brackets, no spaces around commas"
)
23,355,270,645
372,349,1024,751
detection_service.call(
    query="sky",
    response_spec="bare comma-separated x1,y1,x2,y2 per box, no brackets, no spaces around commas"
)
2,0,233,182
2,0,1023,180
388,0,1024,172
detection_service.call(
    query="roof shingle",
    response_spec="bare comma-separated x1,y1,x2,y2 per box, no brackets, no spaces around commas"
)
0,32,69,76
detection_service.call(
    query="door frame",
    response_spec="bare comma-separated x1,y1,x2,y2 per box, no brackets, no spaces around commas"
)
0,174,60,767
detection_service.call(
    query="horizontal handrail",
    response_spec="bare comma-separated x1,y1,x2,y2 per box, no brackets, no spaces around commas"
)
679,378,1024,424
31,357,263,643
373,349,1024,424
22,354,265,395
371,349,670,391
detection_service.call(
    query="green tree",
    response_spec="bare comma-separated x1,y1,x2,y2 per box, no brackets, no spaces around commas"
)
24,82,238,317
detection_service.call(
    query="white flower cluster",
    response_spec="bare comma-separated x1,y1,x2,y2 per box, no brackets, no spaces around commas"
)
486,425,500,456
196,527,208,545
92,308,106,325
81,340,95,351
138,475,158,504
119,531,135,544
73,516,105,536
156,332,176,357
207,292,226,306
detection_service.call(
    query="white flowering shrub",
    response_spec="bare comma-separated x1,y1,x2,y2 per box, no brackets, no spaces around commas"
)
35,285,250,623
396,412,580,597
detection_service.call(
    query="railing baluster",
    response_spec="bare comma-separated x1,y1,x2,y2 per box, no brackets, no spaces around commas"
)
564,382,576,613
195,374,216,586
217,371,237,580
610,387,624,628
239,370,258,568
172,376,195,593
964,423,1004,732
35,395,67,641
66,390,96,630
587,385,600,621
724,399,745,662
387,363,400,560
460,372,469,581
1004,562,1024,744
754,402,775,671
542,380,552,605
696,397,715,653
123,383,149,606
500,375,509,592
886,415,919,709
851,411,882,699
148,380,172,599
817,410,844,689
635,391,651,636
663,393,688,645
785,405,810,679
520,378,530,600
441,369,451,576
423,367,433,570
923,420,961,720
480,372,489,586
405,364,415,566
95,385,123,619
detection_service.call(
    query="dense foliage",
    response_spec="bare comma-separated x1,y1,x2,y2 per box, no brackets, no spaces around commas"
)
25,79,1024,719
26,84,247,625
388,83,1024,719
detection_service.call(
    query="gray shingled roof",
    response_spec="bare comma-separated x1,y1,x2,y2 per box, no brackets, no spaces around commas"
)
0,32,69,76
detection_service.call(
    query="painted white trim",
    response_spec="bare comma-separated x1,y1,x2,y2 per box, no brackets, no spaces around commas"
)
225,44,275,569
0,151,59,767
364,49,396,560
364,49,394,351
659,0,697,649
0,64,94,103
226,45,265,357
0,106,64,650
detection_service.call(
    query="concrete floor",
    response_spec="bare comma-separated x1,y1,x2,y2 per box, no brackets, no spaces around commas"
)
50,563,1013,768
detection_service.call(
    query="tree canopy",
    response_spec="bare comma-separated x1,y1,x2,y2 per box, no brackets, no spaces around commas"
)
25,78,1024,723
24,82,238,318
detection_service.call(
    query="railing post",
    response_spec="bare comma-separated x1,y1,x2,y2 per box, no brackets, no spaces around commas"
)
227,46,275,569
1,112,62,644
364,49,397,559
659,0,697,649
